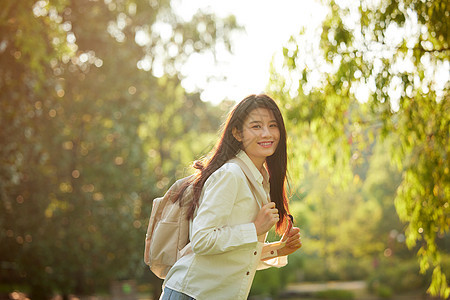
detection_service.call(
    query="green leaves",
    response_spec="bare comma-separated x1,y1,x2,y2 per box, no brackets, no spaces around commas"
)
0,0,236,297
269,0,449,297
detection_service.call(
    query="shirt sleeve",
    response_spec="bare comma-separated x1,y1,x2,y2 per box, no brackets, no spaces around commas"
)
257,255,288,270
191,167,258,255
256,243,288,270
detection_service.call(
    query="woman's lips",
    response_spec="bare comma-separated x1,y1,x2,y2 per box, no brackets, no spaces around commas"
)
258,141,274,148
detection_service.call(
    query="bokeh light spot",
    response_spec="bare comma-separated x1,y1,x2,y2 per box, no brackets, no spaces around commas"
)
72,170,80,178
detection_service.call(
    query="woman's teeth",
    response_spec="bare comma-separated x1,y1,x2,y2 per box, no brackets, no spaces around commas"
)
259,142,272,147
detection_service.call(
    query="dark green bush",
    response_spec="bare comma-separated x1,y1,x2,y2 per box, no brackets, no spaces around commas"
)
375,284,393,298
336,258,372,281
249,267,284,297
250,251,304,298
367,258,427,294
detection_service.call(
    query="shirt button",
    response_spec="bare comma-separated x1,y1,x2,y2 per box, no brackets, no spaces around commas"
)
270,251,274,254
254,251,257,255
246,271,250,275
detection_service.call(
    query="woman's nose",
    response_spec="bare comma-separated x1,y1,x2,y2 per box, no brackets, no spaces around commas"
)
261,126,271,137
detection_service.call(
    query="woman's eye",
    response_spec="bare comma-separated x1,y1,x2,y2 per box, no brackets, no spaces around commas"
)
270,124,278,128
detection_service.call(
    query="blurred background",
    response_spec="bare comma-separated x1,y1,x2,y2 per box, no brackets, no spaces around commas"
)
0,0,448,299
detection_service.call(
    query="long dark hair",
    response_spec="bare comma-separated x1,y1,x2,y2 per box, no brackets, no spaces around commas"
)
178,94,289,234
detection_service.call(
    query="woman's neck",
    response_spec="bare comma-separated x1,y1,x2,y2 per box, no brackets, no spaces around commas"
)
248,157,266,175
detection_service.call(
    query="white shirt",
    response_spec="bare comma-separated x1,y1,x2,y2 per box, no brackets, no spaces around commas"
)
163,151,287,300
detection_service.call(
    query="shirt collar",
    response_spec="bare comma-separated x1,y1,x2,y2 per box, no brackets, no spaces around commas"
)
236,150,269,186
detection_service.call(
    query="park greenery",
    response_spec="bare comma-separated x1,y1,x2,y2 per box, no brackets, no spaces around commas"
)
261,0,449,298
1,0,236,298
1,0,448,299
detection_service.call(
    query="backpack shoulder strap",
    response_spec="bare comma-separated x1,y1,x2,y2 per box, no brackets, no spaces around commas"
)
230,157,269,208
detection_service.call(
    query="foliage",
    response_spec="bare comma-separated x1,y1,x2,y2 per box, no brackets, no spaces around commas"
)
0,0,237,298
250,251,304,298
268,0,449,297
374,285,393,299
250,267,285,298
285,134,408,280
367,257,428,296
1,0,448,298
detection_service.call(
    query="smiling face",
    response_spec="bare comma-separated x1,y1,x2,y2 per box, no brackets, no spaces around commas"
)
233,107,280,170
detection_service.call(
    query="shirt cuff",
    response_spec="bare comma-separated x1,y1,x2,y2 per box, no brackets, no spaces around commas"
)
261,241,286,259
257,255,288,270
261,249,278,260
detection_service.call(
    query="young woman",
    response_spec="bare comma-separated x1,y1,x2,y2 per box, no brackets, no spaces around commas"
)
161,94,302,300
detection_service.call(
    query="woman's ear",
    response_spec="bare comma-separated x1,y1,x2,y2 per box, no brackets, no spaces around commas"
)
232,127,242,142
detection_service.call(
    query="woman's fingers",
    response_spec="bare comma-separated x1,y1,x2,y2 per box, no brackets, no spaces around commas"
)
283,226,300,241
254,202,280,236
285,228,302,248
287,240,302,249
286,236,302,248
288,227,300,237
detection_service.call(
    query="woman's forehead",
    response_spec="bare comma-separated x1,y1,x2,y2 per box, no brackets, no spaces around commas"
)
246,107,275,121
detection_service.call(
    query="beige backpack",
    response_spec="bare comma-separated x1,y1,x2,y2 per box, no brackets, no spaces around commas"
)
144,176,194,279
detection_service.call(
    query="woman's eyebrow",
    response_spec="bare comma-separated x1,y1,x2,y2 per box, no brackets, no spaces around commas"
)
248,119,277,124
